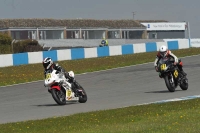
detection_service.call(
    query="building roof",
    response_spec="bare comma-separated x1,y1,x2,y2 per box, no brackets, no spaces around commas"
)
137,20,168,23
0,18,146,29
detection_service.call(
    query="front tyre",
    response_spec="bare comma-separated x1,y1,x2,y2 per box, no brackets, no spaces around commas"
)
180,78,188,90
164,74,176,92
73,81,87,103
78,86,87,103
51,89,66,105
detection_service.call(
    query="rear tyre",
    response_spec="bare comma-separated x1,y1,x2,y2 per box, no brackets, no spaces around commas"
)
51,89,66,105
164,75,176,92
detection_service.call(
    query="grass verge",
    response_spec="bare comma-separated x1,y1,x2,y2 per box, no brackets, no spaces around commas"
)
0,47,200,132
0,47,200,87
1,99,200,133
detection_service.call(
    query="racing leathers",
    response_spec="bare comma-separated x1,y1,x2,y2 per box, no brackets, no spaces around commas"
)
44,63,70,80
154,50,186,78
44,63,77,92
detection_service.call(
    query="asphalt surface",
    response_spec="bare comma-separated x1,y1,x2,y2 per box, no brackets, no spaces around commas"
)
0,55,199,124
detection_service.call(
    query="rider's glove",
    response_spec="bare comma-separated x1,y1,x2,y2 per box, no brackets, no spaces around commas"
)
59,80,64,85
72,78,76,83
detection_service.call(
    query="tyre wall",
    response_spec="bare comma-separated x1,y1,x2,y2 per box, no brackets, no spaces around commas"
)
0,39,190,67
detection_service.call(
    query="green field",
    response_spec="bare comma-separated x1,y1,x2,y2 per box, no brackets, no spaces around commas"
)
1,47,200,133
1,99,200,133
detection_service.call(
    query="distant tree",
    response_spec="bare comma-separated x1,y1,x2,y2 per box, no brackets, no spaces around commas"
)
0,32,12,45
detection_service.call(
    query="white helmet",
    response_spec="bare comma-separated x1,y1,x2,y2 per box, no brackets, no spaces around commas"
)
159,45,168,57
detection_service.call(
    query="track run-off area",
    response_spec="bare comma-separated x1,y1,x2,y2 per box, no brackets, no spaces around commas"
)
0,55,199,124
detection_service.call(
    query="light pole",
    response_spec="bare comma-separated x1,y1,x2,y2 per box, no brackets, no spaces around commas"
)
132,12,136,20
187,22,191,47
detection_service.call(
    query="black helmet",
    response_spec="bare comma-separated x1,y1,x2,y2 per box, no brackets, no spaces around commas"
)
43,57,53,69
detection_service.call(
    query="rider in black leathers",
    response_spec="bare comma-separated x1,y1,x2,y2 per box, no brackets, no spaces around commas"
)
154,45,187,78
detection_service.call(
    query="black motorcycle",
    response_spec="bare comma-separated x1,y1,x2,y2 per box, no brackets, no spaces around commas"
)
158,58,188,92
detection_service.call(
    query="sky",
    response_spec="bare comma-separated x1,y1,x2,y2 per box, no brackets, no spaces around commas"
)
0,0,199,37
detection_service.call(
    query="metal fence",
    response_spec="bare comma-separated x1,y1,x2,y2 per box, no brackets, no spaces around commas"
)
38,39,164,48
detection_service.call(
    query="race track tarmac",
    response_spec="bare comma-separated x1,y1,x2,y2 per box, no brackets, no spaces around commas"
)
0,55,199,124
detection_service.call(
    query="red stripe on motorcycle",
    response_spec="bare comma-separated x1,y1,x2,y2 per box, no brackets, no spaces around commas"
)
51,85,61,90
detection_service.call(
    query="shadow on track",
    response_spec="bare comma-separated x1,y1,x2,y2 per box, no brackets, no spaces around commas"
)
145,90,182,93
33,102,78,107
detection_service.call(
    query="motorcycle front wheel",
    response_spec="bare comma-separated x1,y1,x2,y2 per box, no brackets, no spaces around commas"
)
78,86,87,103
180,78,188,90
51,89,66,105
164,74,176,92
74,81,87,103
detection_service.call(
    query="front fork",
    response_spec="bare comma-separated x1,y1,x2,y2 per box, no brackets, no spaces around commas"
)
169,73,174,84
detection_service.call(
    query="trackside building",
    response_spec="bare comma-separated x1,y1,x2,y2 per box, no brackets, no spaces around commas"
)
0,19,147,40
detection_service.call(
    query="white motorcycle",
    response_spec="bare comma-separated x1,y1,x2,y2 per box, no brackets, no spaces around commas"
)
44,70,87,105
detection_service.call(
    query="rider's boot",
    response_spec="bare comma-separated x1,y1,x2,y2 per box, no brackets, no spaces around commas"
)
180,70,187,76
72,81,83,96
71,82,75,91
180,69,187,76
178,65,187,76
159,72,163,78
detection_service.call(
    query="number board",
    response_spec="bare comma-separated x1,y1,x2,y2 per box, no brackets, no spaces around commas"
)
160,64,166,71
45,73,51,80
174,70,179,78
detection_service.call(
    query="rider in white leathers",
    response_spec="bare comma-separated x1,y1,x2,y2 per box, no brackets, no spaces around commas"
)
42,57,77,92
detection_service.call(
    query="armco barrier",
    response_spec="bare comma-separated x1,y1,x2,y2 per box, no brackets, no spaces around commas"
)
0,40,190,68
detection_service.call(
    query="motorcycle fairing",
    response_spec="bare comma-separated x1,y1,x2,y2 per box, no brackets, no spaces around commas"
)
51,85,61,90
66,89,79,101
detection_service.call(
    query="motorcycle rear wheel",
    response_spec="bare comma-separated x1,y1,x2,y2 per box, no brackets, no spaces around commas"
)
164,75,176,92
51,89,66,105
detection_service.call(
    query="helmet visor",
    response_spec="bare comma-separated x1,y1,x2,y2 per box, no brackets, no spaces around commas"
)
43,62,52,69
43,63,48,69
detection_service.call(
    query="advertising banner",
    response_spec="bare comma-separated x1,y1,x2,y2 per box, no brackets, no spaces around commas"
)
141,23,187,31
